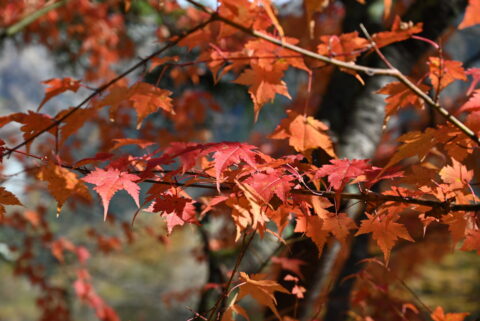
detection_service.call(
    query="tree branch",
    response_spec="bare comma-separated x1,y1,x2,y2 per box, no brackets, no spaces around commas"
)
0,0,69,40
11,148,480,213
1,16,217,158
185,0,480,146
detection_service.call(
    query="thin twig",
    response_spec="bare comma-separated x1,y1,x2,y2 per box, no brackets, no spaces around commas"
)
207,232,256,321
359,23,395,70
0,0,69,40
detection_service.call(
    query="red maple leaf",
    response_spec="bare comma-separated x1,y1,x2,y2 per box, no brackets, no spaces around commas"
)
151,194,197,234
314,159,371,191
82,168,140,220
244,170,294,202
210,142,261,190
459,89,480,113
465,68,480,95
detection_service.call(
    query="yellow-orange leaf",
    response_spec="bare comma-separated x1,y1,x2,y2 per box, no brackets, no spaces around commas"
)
439,158,473,189
442,213,468,248
36,162,91,215
129,82,174,128
295,214,329,256
377,80,429,120
235,64,290,121
356,212,414,264
37,77,81,111
431,306,469,321
97,82,174,128
428,58,466,92
238,272,289,320
270,109,335,159
320,212,357,245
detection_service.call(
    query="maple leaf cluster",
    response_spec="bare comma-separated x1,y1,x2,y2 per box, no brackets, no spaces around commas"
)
1,0,480,320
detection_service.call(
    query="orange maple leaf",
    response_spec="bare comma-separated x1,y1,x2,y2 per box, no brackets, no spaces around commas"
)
82,167,140,220
128,82,174,128
0,186,21,206
56,106,98,145
7,111,56,152
235,63,291,121
439,158,473,189
238,272,289,320
377,80,429,119
97,81,174,128
270,109,335,159
460,229,480,255
385,127,451,169
372,16,422,49
356,212,414,264
441,213,468,248
431,306,469,321
320,212,357,245
458,0,480,29
36,162,91,215
317,32,369,62
295,214,329,255
37,77,81,111
428,58,466,92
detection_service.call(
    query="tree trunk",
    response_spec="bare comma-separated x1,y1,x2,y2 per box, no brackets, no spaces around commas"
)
276,1,469,320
